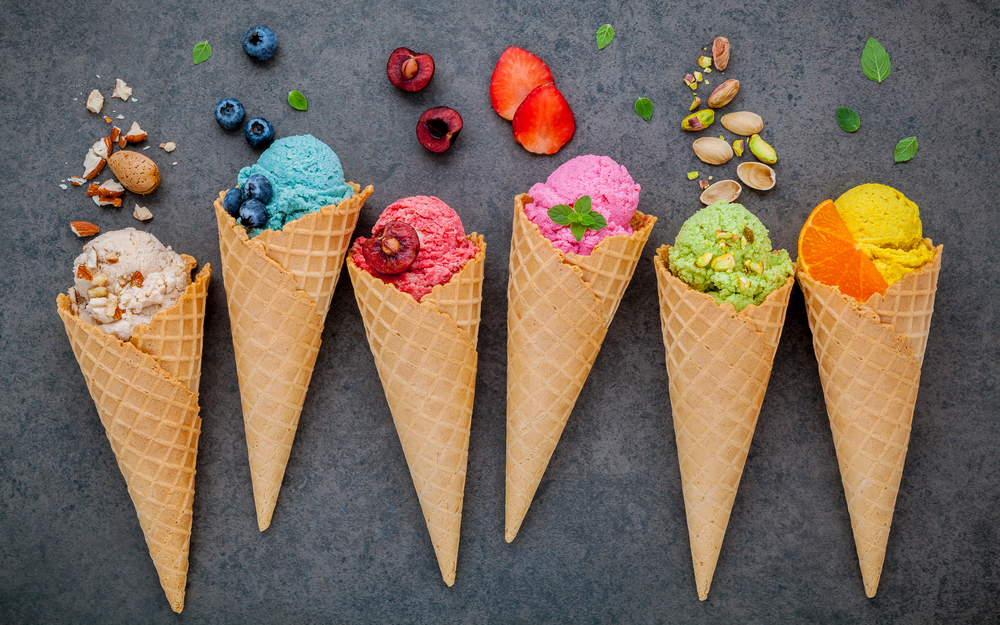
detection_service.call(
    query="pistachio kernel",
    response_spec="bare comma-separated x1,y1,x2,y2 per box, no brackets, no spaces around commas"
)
687,171,699,180
695,252,713,268
711,252,735,271
699,180,710,190
743,226,755,243
698,55,712,69
694,71,703,82
715,230,730,239
738,274,751,290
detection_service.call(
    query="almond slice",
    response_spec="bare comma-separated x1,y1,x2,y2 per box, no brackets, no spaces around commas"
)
83,151,105,179
110,126,121,143
103,116,113,124
123,121,147,143
68,176,87,186
97,179,126,198
71,222,100,237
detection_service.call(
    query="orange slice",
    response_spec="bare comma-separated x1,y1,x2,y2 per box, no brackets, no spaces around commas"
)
798,199,888,302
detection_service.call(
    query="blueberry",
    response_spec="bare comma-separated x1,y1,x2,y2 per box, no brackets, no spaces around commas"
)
242,25,277,61
239,199,269,228
243,173,272,203
244,117,275,148
221,188,243,217
214,98,245,130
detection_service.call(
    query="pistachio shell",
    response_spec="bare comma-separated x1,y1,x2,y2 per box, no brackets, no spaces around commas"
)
107,150,160,194
737,162,776,191
720,111,764,136
692,137,734,165
699,179,742,205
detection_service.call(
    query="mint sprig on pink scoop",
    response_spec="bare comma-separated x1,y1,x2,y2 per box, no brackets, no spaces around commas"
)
547,196,608,241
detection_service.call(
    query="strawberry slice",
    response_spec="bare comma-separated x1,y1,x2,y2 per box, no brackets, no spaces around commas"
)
490,47,555,120
512,84,575,155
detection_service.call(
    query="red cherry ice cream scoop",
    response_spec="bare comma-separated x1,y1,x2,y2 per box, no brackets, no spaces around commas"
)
352,196,479,301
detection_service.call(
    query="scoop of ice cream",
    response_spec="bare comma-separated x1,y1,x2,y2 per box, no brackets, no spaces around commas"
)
352,196,479,301
236,134,355,235
525,154,640,255
834,183,935,286
69,228,191,341
669,201,794,312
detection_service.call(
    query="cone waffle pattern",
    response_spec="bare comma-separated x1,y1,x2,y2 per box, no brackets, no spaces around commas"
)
347,236,485,587
797,246,940,598
56,261,210,613
654,246,793,600
214,186,369,531
130,257,211,393
505,194,655,542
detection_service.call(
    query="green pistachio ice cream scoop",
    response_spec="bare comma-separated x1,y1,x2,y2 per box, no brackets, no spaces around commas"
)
668,201,794,311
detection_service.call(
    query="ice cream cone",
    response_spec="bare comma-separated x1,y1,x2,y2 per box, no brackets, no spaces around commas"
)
346,235,485,586
797,245,941,598
56,260,211,613
654,246,794,600
213,184,372,531
505,193,655,542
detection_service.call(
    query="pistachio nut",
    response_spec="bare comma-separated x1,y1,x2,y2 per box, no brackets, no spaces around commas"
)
733,139,745,156
686,171,699,180
699,180,710,190
712,37,731,71
711,252,735,271
689,96,701,111
748,133,777,164
708,79,740,109
743,226,755,243
698,55,712,69
720,111,764,136
737,161,777,191
695,252,713,268
692,136,734,165
699,180,742,205
684,74,697,90
681,109,715,131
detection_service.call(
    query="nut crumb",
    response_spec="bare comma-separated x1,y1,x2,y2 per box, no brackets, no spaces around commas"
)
115,114,124,120
59,183,68,190
111,79,132,101
103,116,112,123
86,89,104,113
160,142,176,152
133,204,153,221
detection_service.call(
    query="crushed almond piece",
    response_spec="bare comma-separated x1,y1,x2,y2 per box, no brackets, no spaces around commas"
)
113,307,125,320
124,121,147,143
76,264,94,280
160,142,176,152
85,183,101,197
131,270,144,287
112,79,132,101
92,196,122,208
68,176,87,186
97,179,125,197
110,126,121,143
105,251,118,263
118,137,127,148
104,116,112,123
133,204,153,221
86,89,104,113
71,222,100,238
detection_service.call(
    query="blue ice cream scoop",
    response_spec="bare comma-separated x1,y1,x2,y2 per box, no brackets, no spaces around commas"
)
237,134,355,234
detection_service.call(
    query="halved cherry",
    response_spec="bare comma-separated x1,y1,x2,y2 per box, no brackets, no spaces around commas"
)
387,47,435,92
416,106,463,153
361,220,421,274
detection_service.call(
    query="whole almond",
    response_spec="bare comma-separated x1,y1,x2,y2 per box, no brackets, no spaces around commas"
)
720,111,764,136
692,136,734,165
107,150,160,194
708,79,740,109
712,37,731,71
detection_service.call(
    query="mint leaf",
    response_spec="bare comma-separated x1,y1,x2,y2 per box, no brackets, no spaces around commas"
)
596,24,615,50
288,90,308,111
591,213,608,231
836,107,860,132
862,37,891,82
634,97,653,122
574,195,593,215
548,204,574,226
192,41,212,65
893,136,918,162
570,222,587,241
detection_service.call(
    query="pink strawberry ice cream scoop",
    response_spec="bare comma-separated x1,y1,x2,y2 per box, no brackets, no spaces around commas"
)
352,196,479,301
525,154,641,255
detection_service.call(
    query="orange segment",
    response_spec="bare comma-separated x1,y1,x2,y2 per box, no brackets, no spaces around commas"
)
798,199,888,302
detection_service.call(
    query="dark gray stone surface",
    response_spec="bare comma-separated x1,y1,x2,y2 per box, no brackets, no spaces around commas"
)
1,0,998,622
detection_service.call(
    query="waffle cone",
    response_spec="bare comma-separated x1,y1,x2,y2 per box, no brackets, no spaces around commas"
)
654,246,794,600
214,185,371,531
798,245,941,597
505,194,655,542
346,235,485,586
56,260,211,613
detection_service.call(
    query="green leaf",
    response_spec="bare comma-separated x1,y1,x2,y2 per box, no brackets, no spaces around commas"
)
893,136,918,162
288,90,308,111
591,213,608,231
836,107,861,132
570,222,587,241
548,204,574,226
574,195,593,215
862,37,891,82
596,24,615,50
192,41,212,65
578,214,596,227
634,97,653,122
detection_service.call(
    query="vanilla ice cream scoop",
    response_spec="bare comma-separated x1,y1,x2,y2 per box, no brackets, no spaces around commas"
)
69,228,191,341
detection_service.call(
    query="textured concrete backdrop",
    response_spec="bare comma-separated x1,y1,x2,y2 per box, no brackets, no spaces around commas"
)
1,0,998,622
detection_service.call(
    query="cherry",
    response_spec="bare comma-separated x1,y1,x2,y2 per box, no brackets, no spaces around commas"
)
361,220,420,274
416,106,463,153
386,47,435,92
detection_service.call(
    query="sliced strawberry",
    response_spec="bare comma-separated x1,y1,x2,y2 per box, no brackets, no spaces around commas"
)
490,47,555,120
511,84,575,155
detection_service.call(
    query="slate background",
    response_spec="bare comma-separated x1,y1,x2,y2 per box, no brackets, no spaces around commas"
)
1,0,998,622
